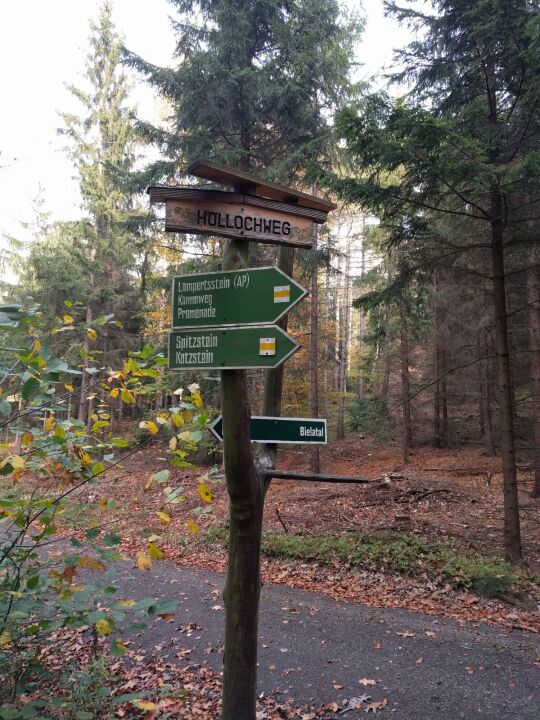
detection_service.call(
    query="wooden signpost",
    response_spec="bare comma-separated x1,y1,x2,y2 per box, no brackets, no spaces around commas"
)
164,192,315,248
148,160,337,720
148,161,335,250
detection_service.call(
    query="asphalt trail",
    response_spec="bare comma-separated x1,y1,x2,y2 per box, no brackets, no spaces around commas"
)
112,561,540,718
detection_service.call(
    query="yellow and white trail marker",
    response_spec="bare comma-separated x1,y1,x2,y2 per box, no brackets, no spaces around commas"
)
273,285,290,303
259,337,276,356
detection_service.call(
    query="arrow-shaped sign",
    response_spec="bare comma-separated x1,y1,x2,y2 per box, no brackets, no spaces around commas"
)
172,266,307,328
168,325,299,370
209,415,327,444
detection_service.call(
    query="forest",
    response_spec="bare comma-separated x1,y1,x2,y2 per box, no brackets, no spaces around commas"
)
1,1,539,719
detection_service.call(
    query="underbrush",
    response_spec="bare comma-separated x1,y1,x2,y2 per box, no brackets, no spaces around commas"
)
203,525,539,600
346,398,390,439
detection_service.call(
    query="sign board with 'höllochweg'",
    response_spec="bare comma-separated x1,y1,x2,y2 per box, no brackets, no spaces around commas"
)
166,195,313,248
148,187,332,249
210,415,327,444
172,266,307,329
168,325,299,370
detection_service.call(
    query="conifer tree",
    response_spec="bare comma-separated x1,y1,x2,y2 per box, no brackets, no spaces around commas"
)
126,3,362,718
327,0,540,561
54,2,148,420
124,0,361,178
14,4,150,424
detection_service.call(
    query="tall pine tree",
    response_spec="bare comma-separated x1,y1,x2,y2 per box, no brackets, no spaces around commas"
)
327,0,540,561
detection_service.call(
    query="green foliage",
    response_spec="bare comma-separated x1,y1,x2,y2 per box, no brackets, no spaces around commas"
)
200,521,229,547
57,658,122,718
124,0,363,179
205,525,537,599
346,397,389,438
0,301,211,712
325,0,540,234
261,530,430,576
434,551,523,599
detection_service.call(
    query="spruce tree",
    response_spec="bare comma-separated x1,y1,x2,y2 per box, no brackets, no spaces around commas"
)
57,2,149,421
126,3,362,718
327,0,540,561
124,0,361,177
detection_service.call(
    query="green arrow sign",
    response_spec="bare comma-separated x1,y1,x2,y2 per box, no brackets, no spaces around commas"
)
168,325,299,370
210,415,327,444
172,266,307,328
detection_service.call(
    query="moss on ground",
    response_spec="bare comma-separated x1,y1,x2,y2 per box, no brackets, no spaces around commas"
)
203,524,539,600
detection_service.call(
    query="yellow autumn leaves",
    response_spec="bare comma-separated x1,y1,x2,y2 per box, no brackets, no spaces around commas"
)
0,454,26,472
187,518,200,535
171,412,185,428
110,386,135,403
121,388,135,404
198,482,212,503
139,420,158,435
0,446,27,484
135,542,164,570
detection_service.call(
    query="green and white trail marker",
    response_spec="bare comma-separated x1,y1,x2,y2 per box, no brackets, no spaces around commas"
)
210,415,327,444
172,266,307,328
168,324,299,370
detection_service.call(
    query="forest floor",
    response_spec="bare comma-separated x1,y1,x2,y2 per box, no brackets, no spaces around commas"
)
11,435,540,719
65,435,540,633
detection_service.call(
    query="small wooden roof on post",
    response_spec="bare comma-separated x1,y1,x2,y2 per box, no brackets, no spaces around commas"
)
147,159,336,220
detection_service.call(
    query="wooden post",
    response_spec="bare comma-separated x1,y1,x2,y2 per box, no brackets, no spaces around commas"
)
310,223,320,473
260,245,295,475
221,234,264,720
148,164,336,719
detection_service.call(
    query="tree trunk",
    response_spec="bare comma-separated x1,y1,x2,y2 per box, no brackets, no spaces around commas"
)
323,262,331,401
86,395,95,434
433,282,441,448
221,236,264,720
477,335,485,440
117,394,124,428
527,249,540,497
336,244,350,441
381,346,390,402
440,346,448,447
381,310,391,402
490,196,521,561
261,245,294,472
309,224,320,473
358,217,367,399
400,302,412,463
481,329,496,456
78,305,93,423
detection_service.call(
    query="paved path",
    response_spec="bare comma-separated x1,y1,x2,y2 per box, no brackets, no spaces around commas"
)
115,562,540,719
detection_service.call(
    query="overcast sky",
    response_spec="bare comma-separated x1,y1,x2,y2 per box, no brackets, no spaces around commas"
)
0,0,415,249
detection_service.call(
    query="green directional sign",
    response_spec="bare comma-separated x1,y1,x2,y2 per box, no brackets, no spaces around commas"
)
172,266,307,328
210,415,327,444
168,325,299,370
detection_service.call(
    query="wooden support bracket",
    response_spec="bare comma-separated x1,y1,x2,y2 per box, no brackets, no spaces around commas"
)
264,470,370,484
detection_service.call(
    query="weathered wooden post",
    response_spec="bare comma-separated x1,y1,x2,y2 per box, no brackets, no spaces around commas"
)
149,161,335,719
220,232,262,718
